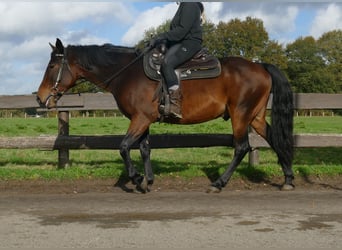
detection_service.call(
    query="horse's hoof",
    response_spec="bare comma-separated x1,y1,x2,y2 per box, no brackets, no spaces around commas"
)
135,177,150,194
134,185,148,194
140,177,149,191
206,185,221,194
281,184,295,191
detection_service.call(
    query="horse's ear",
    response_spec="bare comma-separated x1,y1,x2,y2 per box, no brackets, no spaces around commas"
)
49,42,55,51
55,38,64,54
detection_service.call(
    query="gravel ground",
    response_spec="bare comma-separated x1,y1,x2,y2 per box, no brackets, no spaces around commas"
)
0,176,341,248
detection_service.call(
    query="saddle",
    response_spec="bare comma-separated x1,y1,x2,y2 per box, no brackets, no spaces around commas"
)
143,46,221,82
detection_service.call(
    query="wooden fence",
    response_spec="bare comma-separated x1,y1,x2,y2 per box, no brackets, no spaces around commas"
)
0,93,341,167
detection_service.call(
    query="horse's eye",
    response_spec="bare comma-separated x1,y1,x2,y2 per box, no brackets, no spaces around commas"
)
49,63,55,69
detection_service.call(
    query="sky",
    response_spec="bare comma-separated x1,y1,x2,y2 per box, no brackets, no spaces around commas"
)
0,1,341,95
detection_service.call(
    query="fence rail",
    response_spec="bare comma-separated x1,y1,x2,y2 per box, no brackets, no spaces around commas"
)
0,93,341,167
1,133,342,150
1,92,342,110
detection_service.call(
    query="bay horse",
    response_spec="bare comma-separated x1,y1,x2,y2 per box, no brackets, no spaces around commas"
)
37,38,294,193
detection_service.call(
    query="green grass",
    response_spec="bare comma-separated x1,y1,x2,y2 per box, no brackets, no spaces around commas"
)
0,116,341,181
0,116,341,137
293,116,342,133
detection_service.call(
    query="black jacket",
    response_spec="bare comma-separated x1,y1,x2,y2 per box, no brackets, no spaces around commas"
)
163,2,203,43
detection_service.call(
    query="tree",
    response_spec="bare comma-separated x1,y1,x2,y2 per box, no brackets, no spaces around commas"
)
67,79,102,94
286,35,340,93
137,20,171,49
210,17,269,60
139,17,286,66
260,40,288,70
137,15,341,93
317,30,342,93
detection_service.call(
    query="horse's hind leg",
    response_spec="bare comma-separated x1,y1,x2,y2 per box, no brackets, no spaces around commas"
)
209,124,251,193
251,115,294,190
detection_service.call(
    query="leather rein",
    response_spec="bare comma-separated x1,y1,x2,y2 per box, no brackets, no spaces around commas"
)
50,46,151,98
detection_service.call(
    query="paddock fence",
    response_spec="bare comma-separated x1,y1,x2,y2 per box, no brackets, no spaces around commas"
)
0,93,341,167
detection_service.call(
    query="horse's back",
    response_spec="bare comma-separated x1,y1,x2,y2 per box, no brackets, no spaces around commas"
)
220,56,272,96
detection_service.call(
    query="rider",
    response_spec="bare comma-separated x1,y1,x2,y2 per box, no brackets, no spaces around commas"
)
150,2,204,119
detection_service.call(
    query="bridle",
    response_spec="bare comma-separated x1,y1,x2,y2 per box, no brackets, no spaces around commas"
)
44,45,151,106
45,48,72,105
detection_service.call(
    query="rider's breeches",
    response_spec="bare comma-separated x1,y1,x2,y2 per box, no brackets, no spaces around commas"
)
161,40,201,90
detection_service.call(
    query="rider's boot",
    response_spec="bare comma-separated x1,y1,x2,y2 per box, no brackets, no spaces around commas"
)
168,89,182,119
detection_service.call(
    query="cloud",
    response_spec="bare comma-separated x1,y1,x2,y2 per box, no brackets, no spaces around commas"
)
121,2,300,46
203,2,299,43
121,3,177,45
122,2,341,46
0,2,131,42
0,2,133,95
1,2,341,95
310,3,342,38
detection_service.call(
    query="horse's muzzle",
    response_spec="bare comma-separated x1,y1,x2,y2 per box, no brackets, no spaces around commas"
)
36,96,44,106
36,94,57,109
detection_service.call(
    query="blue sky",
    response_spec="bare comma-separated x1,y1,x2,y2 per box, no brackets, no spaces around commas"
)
0,1,341,95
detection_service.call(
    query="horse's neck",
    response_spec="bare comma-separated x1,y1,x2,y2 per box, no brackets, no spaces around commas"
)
82,60,130,92
72,46,137,93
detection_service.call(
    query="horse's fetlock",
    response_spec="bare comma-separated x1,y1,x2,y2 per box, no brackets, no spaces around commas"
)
132,174,143,185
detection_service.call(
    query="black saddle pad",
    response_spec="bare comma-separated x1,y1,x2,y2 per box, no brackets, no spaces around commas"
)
143,47,221,81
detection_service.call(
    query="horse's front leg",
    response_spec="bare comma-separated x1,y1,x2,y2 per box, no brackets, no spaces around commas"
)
120,133,144,187
138,130,154,192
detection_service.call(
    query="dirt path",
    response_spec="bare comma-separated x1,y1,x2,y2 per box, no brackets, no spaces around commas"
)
0,176,341,248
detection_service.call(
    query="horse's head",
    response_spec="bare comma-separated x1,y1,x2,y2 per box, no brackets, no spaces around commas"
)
36,38,78,108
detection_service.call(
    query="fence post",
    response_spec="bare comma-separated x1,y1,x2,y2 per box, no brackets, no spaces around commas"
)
248,127,259,166
58,111,70,168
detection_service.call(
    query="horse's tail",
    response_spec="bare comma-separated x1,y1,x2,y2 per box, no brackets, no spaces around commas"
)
261,63,294,168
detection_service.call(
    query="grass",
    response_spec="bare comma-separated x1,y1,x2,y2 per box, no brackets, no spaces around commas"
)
0,116,341,181
0,116,341,137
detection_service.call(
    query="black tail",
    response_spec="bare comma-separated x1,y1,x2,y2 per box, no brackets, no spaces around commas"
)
261,63,294,169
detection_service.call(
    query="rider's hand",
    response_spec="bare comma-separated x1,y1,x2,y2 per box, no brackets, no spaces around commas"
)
149,35,167,48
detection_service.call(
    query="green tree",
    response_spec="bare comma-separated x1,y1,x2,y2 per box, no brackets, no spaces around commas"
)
260,40,288,70
317,30,342,93
139,17,286,66
205,17,287,69
137,20,171,49
211,17,269,60
67,79,102,94
137,15,341,93
286,36,337,93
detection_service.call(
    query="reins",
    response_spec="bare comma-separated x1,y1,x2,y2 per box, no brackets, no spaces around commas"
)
102,46,151,89
53,45,152,96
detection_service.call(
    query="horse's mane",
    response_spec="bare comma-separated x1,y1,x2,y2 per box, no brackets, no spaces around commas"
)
68,44,136,70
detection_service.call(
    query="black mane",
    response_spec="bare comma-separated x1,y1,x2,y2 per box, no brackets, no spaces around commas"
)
68,44,136,70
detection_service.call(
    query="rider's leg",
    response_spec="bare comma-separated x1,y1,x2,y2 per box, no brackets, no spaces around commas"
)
161,40,201,118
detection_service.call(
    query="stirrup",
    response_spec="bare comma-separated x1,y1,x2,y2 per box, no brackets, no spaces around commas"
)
158,94,170,116
158,95,182,119
169,110,182,119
